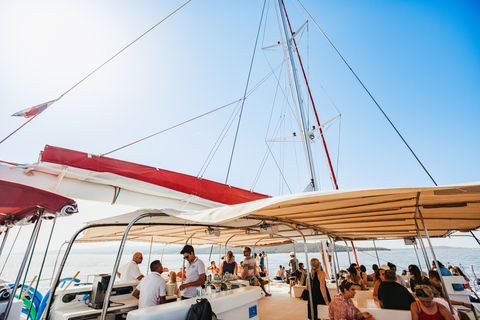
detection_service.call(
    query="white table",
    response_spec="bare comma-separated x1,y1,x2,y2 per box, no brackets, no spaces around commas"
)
128,286,262,320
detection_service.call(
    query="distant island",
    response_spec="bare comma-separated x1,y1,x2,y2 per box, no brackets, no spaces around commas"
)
57,242,389,256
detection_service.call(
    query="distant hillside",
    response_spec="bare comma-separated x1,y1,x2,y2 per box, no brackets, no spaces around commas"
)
61,242,389,255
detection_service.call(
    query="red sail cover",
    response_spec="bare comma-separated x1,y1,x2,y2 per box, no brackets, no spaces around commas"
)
0,179,77,224
40,145,269,205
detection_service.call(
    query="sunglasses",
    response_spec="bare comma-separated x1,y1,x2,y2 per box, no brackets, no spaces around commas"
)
184,255,190,260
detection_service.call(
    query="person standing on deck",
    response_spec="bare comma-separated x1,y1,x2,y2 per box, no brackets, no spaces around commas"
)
132,260,166,308
179,245,205,299
288,252,299,294
117,252,144,281
242,247,271,296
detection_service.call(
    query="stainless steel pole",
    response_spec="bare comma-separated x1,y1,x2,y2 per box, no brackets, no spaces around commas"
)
372,239,380,266
3,214,43,320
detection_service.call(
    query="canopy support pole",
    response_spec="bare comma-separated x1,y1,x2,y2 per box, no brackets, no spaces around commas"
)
225,235,236,259
50,241,68,287
0,228,10,260
100,213,162,320
329,236,340,294
3,212,43,320
413,241,423,273
415,219,430,270
161,243,168,262
343,240,351,265
147,236,153,275
208,245,214,265
372,239,380,266
279,223,314,318
414,193,454,314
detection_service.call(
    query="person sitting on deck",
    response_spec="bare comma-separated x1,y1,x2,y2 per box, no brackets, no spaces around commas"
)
117,252,144,281
167,271,179,296
275,265,285,280
387,262,408,288
220,250,237,276
297,262,307,286
373,266,387,300
409,264,430,290
177,267,186,280
346,263,367,290
328,279,375,320
206,261,220,275
367,264,379,281
411,285,455,320
432,261,464,291
428,270,472,314
359,265,368,286
377,269,416,310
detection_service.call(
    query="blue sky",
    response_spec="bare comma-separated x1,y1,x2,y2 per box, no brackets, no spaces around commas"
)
0,0,479,247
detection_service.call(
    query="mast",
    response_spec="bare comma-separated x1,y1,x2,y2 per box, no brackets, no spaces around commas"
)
279,0,339,190
276,0,317,191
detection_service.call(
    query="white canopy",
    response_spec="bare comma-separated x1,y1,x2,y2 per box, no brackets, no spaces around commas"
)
78,182,480,246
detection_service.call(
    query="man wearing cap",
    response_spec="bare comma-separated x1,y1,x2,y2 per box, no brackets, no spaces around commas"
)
117,252,144,281
179,245,205,299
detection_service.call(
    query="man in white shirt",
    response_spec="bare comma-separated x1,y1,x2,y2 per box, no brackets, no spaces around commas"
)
179,245,205,299
132,260,166,309
117,252,144,281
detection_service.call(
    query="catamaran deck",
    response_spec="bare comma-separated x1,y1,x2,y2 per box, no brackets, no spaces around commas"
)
258,282,308,320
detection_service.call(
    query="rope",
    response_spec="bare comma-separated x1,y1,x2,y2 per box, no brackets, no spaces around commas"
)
225,0,268,185
197,101,243,179
0,0,192,145
102,98,242,156
296,0,437,187
0,227,22,276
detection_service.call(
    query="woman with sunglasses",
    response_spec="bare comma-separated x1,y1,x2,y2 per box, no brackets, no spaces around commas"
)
411,285,454,320
328,279,374,320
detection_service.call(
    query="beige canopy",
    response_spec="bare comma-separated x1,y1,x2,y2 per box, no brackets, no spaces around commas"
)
78,182,480,246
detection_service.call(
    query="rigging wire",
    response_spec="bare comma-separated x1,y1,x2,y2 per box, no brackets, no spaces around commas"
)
101,98,242,156
0,0,192,145
197,101,243,179
0,227,22,276
296,0,437,186
198,62,283,178
224,0,268,185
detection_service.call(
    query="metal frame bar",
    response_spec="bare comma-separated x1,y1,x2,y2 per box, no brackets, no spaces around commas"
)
0,228,10,260
3,213,43,320
413,192,454,314
372,239,380,266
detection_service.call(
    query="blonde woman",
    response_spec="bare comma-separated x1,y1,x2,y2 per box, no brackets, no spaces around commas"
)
167,271,179,296
220,250,237,275
307,258,331,320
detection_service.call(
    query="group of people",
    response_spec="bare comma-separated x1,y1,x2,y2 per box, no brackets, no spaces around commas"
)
117,246,207,309
305,259,473,320
116,245,273,310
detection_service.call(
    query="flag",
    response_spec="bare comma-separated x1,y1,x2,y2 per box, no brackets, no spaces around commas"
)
12,98,60,118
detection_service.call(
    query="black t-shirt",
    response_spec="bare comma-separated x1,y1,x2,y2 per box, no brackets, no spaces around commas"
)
378,281,416,310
